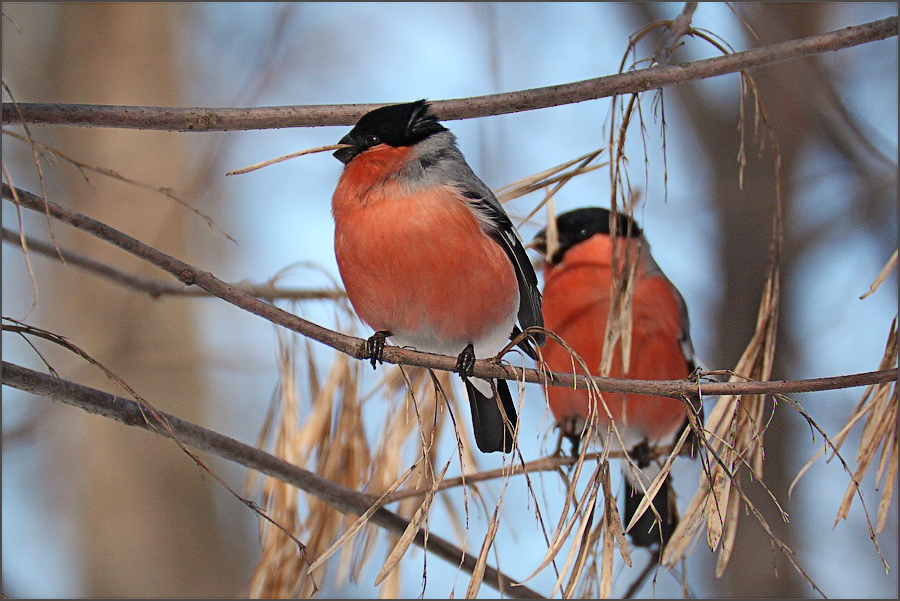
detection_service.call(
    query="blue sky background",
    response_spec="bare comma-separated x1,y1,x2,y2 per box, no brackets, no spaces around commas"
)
2,3,897,598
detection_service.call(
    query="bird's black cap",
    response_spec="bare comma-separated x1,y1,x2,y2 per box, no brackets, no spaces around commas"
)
533,207,642,266
334,100,448,164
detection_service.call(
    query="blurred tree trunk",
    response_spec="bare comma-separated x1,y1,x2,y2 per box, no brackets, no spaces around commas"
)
629,3,831,596
26,3,246,596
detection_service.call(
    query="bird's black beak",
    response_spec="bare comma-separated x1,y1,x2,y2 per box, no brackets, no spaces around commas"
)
333,134,357,164
530,229,547,256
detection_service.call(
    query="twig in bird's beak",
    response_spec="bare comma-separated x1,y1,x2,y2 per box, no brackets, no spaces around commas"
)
226,144,352,176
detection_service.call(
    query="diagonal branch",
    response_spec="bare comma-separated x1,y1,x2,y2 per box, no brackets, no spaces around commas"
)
0,360,545,600
1,227,345,301
2,17,896,131
2,183,896,397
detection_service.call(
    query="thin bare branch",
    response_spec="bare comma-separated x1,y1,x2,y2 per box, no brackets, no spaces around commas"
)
652,2,698,65
1,227,345,301
2,128,235,242
2,17,895,131
3,183,896,398
1,360,545,600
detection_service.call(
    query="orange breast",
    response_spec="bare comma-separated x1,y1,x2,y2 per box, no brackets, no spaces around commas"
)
540,235,688,445
332,145,519,356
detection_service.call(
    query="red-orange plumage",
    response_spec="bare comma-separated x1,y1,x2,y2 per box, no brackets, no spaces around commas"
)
330,100,544,454
535,207,695,547
540,234,689,448
333,144,519,356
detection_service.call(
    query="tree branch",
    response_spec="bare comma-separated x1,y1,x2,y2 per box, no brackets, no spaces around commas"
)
0,360,545,599
1,227,345,301
652,2,698,66
2,17,895,131
3,183,896,398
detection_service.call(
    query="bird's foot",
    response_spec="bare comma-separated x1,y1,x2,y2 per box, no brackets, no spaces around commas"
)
365,331,392,370
455,343,476,380
554,417,583,457
629,439,653,469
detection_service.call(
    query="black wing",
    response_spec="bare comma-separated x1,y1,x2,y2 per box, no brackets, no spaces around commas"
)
459,187,545,355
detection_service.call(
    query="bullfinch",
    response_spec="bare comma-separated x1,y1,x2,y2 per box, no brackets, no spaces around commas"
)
533,207,698,548
330,100,544,454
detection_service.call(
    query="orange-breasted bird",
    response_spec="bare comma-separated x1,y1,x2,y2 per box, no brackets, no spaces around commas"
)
533,207,699,547
331,100,544,454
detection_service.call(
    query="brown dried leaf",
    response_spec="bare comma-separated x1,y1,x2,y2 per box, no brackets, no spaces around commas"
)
550,470,601,599
465,501,503,599
307,461,419,574
563,505,598,599
521,452,600,584
876,408,898,533
859,249,898,300
374,457,452,586
600,461,630,597
714,480,743,578
624,425,689,535
707,409,739,552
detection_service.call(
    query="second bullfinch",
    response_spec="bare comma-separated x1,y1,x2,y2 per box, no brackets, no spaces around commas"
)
331,100,544,454
533,207,699,548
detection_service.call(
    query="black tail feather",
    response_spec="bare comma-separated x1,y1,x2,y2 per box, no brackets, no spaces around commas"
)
464,378,517,453
623,473,677,548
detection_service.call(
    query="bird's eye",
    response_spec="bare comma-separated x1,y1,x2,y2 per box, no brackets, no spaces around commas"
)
365,134,381,146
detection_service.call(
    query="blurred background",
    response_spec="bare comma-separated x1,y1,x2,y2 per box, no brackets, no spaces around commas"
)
2,2,897,598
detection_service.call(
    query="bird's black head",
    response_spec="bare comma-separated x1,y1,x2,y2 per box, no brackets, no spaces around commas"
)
333,100,448,164
533,207,642,266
